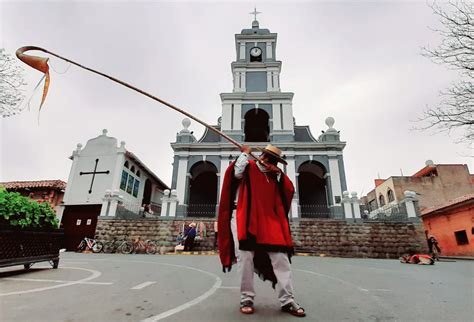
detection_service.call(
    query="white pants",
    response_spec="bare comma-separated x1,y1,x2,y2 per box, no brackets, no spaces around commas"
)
239,250,295,306
231,211,296,306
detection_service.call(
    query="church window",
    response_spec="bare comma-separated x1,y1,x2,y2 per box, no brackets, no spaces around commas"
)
126,175,134,194
136,170,141,177
130,165,136,173
133,179,140,197
120,170,128,190
378,194,385,207
124,161,129,168
387,189,395,202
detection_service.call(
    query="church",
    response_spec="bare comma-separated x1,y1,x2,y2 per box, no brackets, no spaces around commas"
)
168,16,348,219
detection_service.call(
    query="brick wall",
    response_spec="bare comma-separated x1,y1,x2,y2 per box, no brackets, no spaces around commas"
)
95,218,428,258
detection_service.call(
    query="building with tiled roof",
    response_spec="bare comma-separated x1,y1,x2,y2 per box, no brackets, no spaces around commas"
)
421,193,474,257
0,179,67,210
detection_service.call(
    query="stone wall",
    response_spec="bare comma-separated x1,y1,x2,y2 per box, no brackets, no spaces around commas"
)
95,218,428,258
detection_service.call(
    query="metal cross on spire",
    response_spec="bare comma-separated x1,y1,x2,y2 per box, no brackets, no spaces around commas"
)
249,7,262,21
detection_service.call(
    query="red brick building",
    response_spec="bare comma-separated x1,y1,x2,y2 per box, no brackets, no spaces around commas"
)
0,180,67,211
421,194,474,257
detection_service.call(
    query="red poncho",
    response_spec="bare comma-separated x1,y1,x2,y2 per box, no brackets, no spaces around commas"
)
218,160,295,277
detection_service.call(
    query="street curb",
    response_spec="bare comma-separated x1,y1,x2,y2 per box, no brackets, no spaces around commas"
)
439,256,474,261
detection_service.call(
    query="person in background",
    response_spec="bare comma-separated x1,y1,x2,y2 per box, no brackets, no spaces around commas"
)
183,222,197,251
427,235,441,260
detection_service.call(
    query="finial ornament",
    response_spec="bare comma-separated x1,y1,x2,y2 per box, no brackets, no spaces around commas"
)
249,7,262,21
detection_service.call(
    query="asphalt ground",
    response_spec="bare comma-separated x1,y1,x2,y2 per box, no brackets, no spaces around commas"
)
0,253,472,322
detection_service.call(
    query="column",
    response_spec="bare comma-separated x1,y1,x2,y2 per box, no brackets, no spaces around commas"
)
241,72,246,92
328,157,342,205
272,103,282,130
286,157,299,218
266,42,272,59
403,191,419,222
233,104,242,130
267,71,273,91
239,42,246,60
175,157,188,205
160,189,170,216
351,192,362,221
168,189,178,217
341,191,352,221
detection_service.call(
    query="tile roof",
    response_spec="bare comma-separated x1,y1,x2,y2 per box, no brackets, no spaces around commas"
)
421,193,474,216
0,180,67,190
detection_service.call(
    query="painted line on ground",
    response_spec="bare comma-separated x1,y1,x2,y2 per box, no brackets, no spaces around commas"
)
3,277,112,285
131,281,156,290
99,259,222,322
0,267,104,296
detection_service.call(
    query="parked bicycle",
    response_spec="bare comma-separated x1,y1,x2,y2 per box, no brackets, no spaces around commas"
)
77,237,103,253
132,237,157,254
103,235,134,254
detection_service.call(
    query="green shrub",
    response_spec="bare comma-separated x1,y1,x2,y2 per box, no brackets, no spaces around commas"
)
0,187,59,229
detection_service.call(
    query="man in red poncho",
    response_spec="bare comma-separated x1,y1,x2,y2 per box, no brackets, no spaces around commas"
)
218,144,305,317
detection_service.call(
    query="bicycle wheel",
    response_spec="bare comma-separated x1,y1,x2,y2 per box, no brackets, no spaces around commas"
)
92,241,104,253
119,242,134,254
76,240,85,252
146,241,157,255
103,242,115,253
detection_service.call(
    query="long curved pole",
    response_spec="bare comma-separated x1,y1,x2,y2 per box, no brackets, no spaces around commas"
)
16,46,243,149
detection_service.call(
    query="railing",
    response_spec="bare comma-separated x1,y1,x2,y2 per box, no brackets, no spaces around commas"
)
299,204,331,219
362,202,409,222
181,204,217,218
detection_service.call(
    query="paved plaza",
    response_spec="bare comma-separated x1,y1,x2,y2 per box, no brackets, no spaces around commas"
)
0,253,472,322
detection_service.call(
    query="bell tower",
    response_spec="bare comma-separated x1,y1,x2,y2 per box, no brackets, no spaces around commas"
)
220,11,295,143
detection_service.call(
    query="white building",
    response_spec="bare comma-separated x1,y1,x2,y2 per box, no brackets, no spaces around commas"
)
59,129,169,224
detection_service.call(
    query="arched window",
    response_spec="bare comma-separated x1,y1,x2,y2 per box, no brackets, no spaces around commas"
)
124,161,129,168
136,170,141,177
130,165,135,173
379,194,385,207
387,189,394,202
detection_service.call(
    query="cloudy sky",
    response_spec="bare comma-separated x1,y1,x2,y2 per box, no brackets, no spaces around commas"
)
0,0,471,197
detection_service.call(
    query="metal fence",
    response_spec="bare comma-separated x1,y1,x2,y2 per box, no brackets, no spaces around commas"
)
299,204,331,219
361,202,409,222
180,204,217,218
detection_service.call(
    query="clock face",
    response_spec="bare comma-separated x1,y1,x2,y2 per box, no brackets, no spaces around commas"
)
250,47,262,57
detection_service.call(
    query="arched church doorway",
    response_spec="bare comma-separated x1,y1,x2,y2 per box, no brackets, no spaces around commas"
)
187,161,218,217
297,161,329,218
244,109,270,142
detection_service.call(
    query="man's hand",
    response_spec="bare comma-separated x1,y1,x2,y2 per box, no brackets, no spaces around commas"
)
241,145,251,154
261,161,282,175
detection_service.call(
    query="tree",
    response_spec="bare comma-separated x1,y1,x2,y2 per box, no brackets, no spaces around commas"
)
0,48,27,118
421,1,473,144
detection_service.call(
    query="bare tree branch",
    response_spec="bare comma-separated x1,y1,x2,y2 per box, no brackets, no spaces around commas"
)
0,48,27,117
419,1,474,144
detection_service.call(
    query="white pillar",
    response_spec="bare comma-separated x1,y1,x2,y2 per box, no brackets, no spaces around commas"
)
403,191,418,219
241,72,246,92
233,104,242,130
342,191,352,220
286,157,299,218
239,42,246,60
267,71,273,91
63,144,82,204
168,189,178,217
328,157,343,205
111,142,126,191
272,103,282,130
221,103,232,131
266,42,272,59
160,189,170,217
351,192,361,220
175,157,188,204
